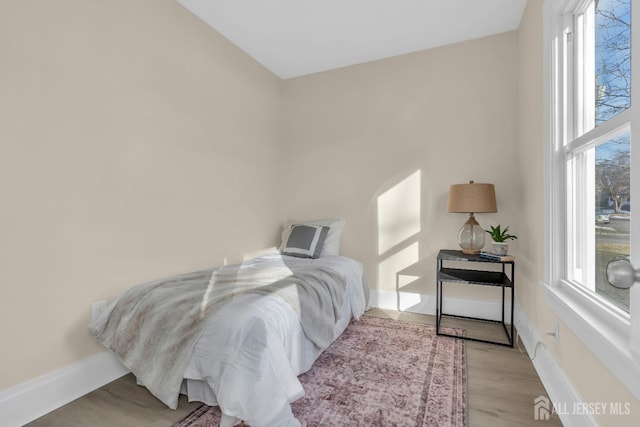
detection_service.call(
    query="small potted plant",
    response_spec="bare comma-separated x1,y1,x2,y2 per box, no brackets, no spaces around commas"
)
485,225,517,255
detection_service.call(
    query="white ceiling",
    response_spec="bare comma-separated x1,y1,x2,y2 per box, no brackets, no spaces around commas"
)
176,0,527,80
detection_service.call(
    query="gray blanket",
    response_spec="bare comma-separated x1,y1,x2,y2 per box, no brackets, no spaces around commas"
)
90,262,347,409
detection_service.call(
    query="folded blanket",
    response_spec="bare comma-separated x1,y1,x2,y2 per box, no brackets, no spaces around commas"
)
90,262,346,409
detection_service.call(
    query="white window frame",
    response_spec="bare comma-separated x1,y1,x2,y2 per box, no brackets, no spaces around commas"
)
544,0,640,399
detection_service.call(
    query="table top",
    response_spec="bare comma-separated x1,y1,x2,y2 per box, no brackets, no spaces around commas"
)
437,249,514,263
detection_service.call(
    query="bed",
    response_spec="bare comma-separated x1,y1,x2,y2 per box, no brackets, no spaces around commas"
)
90,219,367,427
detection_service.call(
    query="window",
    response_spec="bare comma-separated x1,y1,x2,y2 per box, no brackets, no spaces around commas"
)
566,0,632,312
545,0,640,398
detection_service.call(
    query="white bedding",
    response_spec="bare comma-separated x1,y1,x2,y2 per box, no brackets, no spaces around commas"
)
141,252,366,427
102,252,367,427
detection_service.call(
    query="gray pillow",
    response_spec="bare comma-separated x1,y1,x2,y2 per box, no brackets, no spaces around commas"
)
281,224,330,258
279,218,345,256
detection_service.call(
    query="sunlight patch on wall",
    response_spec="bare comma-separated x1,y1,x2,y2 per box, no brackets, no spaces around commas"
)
377,170,421,255
378,241,419,293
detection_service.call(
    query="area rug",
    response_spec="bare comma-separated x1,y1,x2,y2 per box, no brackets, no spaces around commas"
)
174,315,466,427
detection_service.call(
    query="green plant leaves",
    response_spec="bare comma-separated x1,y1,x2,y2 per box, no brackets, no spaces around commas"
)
485,224,517,242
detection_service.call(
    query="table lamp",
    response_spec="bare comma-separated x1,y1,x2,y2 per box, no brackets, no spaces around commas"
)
447,181,497,254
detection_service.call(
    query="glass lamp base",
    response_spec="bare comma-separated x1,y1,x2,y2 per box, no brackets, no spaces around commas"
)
457,215,485,254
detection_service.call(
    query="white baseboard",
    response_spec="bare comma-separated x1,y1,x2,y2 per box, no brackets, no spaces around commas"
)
368,288,511,321
0,351,128,427
515,305,598,427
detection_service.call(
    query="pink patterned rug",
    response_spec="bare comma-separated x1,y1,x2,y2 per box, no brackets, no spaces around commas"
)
174,315,466,427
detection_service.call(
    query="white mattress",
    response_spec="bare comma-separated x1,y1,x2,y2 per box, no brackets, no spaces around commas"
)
179,252,367,426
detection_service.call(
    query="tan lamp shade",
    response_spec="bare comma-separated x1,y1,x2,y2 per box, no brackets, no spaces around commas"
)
447,181,497,214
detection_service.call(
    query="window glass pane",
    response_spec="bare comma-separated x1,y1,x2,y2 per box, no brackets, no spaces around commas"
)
595,132,630,312
567,130,631,313
595,0,631,125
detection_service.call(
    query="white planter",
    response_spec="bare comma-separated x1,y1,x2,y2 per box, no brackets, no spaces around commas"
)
492,241,509,256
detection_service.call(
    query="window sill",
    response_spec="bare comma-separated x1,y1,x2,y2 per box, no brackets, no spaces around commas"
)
544,280,640,399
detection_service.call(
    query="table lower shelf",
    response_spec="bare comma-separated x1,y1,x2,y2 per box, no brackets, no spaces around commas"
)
437,313,514,347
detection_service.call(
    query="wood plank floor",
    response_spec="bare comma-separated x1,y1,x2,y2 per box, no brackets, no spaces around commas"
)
27,309,562,427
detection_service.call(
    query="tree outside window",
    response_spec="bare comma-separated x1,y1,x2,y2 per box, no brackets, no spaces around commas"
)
594,0,631,311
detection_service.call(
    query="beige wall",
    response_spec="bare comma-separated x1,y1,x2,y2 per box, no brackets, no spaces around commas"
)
2,0,638,423
517,1,639,425
0,0,282,390
516,0,545,331
280,32,520,301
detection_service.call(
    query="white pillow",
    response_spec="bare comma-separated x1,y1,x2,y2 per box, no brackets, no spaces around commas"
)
279,218,346,257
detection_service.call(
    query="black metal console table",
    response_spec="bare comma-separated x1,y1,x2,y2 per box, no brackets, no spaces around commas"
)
436,249,515,347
